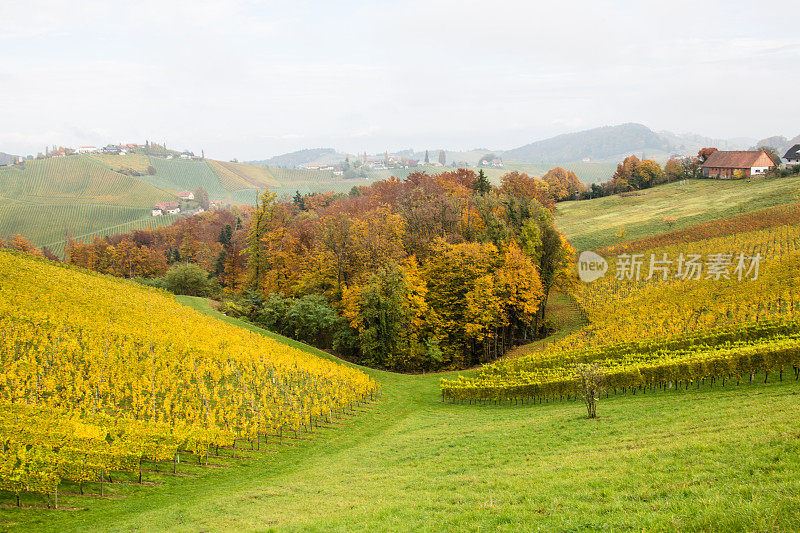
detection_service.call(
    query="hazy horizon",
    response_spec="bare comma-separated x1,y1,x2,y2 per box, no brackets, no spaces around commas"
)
2,0,798,161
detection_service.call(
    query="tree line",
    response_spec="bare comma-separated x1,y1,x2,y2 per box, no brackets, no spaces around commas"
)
65,169,577,372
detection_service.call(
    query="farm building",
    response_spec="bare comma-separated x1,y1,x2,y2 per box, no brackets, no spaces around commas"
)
177,190,195,200
154,201,180,215
75,146,99,154
784,145,800,166
701,150,775,178
151,208,163,217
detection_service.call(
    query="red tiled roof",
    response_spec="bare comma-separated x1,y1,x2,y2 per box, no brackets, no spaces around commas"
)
155,201,179,210
701,150,770,169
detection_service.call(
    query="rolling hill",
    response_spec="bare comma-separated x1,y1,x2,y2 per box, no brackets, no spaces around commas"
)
2,160,800,531
0,152,19,165
554,173,800,251
249,148,338,168
0,154,281,257
753,133,800,155
502,123,671,163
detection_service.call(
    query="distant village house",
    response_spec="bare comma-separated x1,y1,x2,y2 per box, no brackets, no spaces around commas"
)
784,145,800,166
700,150,775,179
153,201,180,216
177,190,195,200
480,157,504,168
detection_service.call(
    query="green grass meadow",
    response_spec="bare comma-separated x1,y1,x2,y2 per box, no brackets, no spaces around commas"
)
556,175,800,251
2,296,798,532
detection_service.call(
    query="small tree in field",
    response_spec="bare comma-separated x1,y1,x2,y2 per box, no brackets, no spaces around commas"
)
574,363,605,419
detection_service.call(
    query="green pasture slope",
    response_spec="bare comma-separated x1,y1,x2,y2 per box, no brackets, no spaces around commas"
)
3,296,797,532
0,154,276,256
556,174,800,251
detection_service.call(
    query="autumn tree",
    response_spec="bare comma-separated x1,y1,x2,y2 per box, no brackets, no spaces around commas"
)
423,240,500,367
245,190,278,289
194,187,210,210
697,147,718,163
542,167,586,201
342,262,430,370
663,158,684,182
499,171,554,210
632,159,663,189
681,157,701,179
1,235,43,257
526,209,576,334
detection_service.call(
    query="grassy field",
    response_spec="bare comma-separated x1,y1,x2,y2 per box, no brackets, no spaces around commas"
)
2,296,797,532
556,175,800,251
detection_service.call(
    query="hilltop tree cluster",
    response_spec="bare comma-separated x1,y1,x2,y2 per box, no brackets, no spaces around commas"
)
588,151,706,198
67,169,575,372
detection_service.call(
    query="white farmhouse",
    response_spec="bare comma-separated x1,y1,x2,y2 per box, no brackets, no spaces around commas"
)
784,145,800,166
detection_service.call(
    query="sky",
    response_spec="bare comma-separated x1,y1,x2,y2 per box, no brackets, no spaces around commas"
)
1,0,799,160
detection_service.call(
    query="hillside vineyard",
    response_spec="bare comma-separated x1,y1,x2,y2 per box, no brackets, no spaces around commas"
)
442,222,800,402
0,251,377,500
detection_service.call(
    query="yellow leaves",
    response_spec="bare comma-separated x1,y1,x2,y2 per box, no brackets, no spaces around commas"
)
0,248,378,492
71,420,105,441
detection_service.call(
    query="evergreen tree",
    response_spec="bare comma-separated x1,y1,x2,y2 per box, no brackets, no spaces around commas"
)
293,190,305,210
473,169,491,196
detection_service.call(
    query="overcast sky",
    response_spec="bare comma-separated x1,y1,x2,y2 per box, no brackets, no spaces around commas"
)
1,0,798,160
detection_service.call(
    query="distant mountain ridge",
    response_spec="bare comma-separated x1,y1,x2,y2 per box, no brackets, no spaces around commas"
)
253,123,771,168
249,148,337,168
0,152,19,165
502,123,671,163
753,134,800,156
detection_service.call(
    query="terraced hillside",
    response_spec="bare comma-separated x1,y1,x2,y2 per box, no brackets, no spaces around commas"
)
208,159,279,190
0,157,174,256
0,154,279,256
